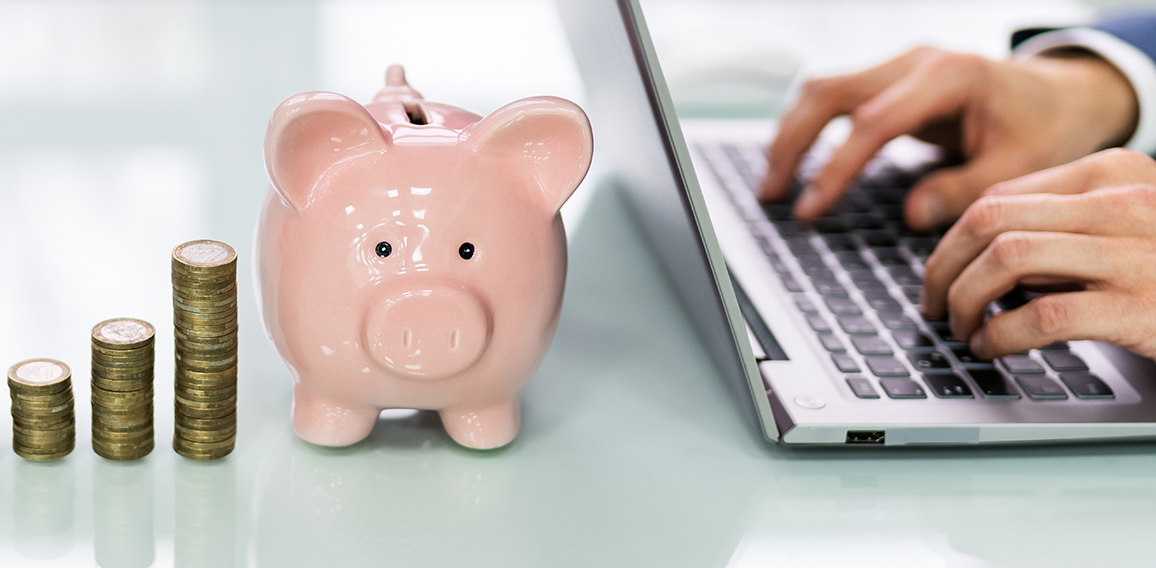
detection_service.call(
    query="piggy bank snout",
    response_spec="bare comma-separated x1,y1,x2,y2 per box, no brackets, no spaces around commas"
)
365,288,490,380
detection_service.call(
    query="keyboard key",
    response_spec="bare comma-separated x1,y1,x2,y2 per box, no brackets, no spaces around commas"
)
901,286,922,304
849,272,886,291
773,220,806,236
878,312,916,330
834,251,870,270
794,296,818,313
924,373,974,398
968,369,1020,399
1058,372,1114,399
825,297,862,315
1042,351,1089,372
822,233,858,251
785,237,816,256
928,321,965,345
814,218,848,234
867,296,903,313
852,335,892,355
795,254,827,269
815,281,849,298
846,376,880,399
949,345,993,368
1001,355,1045,375
862,230,898,248
902,237,937,255
820,334,846,352
846,212,885,231
1038,341,1070,351
886,265,922,286
762,204,792,222
832,354,861,373
878,204,906,221
837,316,877,335
892,330,934,350
802,266,836,280
806,315,831,333
1015,375,1068,400
871,247,907,266
865,356,910,376
780,274,803,292
908,350,953,373
879,377,926,398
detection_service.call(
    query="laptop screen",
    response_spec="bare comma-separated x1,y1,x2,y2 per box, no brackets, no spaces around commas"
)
556,0,771,431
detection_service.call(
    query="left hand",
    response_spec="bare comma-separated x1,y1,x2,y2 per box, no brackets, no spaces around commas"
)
921,148,1156,359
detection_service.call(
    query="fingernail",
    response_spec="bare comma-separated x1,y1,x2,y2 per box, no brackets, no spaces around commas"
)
794,185,821,217
969,333,986,358
915,194,944,228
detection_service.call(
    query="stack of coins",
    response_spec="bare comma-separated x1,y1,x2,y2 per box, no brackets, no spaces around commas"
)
7,359,75,461
91,318,155,460
172,239,238,460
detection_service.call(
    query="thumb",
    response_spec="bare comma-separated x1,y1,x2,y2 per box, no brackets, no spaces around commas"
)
904,157,1018,230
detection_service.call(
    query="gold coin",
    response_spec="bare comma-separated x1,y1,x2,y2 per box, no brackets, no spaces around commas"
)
92,377,153,393
14,445,73,462
91,318,155,350
170,240,237,268
7,359,71,395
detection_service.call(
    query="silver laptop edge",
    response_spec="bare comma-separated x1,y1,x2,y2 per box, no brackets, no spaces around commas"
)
559,0,1156,445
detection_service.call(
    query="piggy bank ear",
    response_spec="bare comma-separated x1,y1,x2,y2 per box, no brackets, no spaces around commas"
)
464,97,593,212
265,92,389,212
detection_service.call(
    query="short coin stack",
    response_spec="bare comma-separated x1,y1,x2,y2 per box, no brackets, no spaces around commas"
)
91,318,156,460
172,239,238,460
8,359,75,461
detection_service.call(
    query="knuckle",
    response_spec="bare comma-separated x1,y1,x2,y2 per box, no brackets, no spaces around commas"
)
1029,295,1072,337
988,231,1034,268
800,78,837,102
1091,148,1147,175
959,196,1005,240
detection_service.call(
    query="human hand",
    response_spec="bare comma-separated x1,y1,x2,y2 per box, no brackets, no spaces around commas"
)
921,149,1156,359
759,46,1138,230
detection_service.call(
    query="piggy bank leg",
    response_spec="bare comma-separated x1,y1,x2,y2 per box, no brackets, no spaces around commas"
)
439,399,521,450
292,386,379,447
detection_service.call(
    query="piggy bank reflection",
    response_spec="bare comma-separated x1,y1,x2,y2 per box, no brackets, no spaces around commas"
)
256,66,593,449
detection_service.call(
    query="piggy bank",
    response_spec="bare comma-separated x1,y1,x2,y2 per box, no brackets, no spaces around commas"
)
256,66,593,449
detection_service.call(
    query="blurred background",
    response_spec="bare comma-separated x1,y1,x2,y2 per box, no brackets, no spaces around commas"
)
1,1,1155,566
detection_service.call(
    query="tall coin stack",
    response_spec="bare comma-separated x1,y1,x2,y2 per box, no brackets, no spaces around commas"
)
91,318,155,460
172,239,238,460
8,359,75,461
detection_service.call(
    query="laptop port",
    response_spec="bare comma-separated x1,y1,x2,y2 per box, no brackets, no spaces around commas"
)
846,430,885,444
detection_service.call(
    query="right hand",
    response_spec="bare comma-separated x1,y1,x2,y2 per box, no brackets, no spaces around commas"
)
758,46,1138,230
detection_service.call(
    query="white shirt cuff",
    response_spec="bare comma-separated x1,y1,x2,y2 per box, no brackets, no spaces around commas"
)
1014,27,1156,156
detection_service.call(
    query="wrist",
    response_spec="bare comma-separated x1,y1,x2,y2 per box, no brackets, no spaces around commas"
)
1020,51,1139,150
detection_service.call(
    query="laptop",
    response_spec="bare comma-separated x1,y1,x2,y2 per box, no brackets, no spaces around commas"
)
556,0,1156,445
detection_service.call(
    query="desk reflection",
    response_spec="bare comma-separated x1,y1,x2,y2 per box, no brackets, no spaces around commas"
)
94,458,155,568
175,458,236,568
12,459,75,560
252,411,529,566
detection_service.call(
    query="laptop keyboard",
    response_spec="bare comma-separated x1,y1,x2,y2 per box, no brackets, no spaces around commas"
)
697,141,1114,403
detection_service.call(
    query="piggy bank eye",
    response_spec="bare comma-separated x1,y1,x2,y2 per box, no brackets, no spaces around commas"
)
458,242,475,260
375,241,393,258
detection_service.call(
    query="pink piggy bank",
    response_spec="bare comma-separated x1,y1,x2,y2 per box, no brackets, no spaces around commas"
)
256,66,592,449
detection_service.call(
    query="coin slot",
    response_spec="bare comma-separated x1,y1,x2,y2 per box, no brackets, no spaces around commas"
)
403,101,428,125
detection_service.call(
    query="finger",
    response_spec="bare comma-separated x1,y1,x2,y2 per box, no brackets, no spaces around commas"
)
944,231,1113,341
904,153,1028,231
983,147,1156,198
921,191,1115,319
970,291,1122,358
760,48,938,202
795,56,977,220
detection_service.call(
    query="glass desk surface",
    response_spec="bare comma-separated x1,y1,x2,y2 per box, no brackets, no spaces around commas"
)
2,1,1155,567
